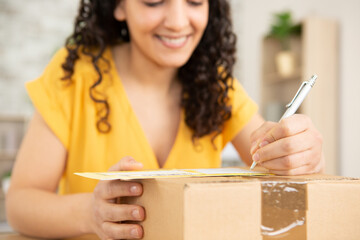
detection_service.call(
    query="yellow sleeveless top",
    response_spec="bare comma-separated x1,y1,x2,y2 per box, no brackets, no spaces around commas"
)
26,48,258,194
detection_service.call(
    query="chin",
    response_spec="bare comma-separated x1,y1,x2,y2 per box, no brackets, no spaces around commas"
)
157,54,192,68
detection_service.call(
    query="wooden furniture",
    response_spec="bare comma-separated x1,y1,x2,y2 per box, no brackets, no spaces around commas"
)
261,17,338,175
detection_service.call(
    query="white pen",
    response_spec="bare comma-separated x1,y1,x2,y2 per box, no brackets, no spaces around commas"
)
250,74,318,170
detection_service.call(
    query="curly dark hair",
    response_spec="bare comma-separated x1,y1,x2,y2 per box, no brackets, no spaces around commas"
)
62,0,237,142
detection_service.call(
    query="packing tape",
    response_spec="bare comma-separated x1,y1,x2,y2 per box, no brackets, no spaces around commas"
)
261,181,307,239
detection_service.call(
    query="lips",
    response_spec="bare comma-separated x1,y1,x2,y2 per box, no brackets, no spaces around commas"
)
156,35,189,48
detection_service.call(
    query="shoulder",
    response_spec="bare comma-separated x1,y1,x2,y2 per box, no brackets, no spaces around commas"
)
40,48,89,81
227,78,251,104
27,47,101,103
44,47,105,77
41,48,68,80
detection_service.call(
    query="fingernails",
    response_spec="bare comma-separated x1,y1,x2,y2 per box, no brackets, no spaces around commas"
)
128,159,143,168
259,141,269,148
250,141,258,154
130,185,141,194
252,153,260,162
135,162,143,168
132,209,141,219
129,159,143,168
131,228,140,238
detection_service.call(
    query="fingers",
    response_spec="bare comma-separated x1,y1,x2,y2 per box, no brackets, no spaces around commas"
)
266,153,323,175
109,156,143,171
92,180,145,239
259,149,314,171
255,139,322,175
257,144,322,175
268,164,315,176
259,115,311,147
95,180,143,200
250,121,276,143
98,156,143,199
101,222,143,239
92,156,145,239
250,114,324,175
250,121,277,154
253,129,316,164
97,203,145,222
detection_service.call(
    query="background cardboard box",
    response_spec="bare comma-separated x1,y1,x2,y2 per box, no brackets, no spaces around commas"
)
123,175,360,240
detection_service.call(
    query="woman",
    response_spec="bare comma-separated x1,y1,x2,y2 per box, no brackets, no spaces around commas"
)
6,0,324,239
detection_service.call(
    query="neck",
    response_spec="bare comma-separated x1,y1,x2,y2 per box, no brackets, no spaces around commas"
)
113,43,180,96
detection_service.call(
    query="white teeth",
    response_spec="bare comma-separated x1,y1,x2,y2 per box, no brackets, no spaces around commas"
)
159,36,187,45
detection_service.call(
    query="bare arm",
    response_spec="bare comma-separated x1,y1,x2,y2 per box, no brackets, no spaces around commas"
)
6,111,145,239
231,113,265,166
6,111,92,237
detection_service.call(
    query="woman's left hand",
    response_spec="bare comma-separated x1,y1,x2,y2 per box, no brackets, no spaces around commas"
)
250,114,325,175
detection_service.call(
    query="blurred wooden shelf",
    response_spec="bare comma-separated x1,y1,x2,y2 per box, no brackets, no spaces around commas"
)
261,17,339,175
263,69,302,84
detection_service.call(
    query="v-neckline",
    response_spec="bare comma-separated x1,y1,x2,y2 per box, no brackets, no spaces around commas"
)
108,47,182,169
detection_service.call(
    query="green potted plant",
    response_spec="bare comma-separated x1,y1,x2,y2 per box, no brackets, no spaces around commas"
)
2,171,11,194
267,11,302,77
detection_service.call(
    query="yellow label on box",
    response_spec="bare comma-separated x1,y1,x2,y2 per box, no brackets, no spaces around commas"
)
75,168,271,180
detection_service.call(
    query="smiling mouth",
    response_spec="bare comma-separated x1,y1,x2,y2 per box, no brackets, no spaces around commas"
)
156,35,189,48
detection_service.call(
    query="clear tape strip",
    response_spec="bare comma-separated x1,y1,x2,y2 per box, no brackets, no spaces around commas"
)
261,181,307,239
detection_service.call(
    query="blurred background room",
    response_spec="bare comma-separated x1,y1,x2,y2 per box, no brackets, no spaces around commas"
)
0,0,359,232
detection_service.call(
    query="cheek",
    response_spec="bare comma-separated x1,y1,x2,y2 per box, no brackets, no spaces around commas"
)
189,9,209,34
127,9,164,35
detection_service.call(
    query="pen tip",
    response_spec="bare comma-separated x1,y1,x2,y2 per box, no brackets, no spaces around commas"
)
250,161,257,170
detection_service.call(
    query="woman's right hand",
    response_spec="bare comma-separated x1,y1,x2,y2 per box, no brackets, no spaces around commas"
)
89,156,145,240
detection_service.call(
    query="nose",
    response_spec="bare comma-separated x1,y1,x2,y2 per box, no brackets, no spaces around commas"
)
163,1,189,32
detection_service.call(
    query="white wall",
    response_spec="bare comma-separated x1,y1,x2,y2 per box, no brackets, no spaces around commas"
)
237,0,360,177
0,0,78,116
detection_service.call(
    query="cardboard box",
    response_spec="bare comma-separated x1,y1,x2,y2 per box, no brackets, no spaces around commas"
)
123,174,360,240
